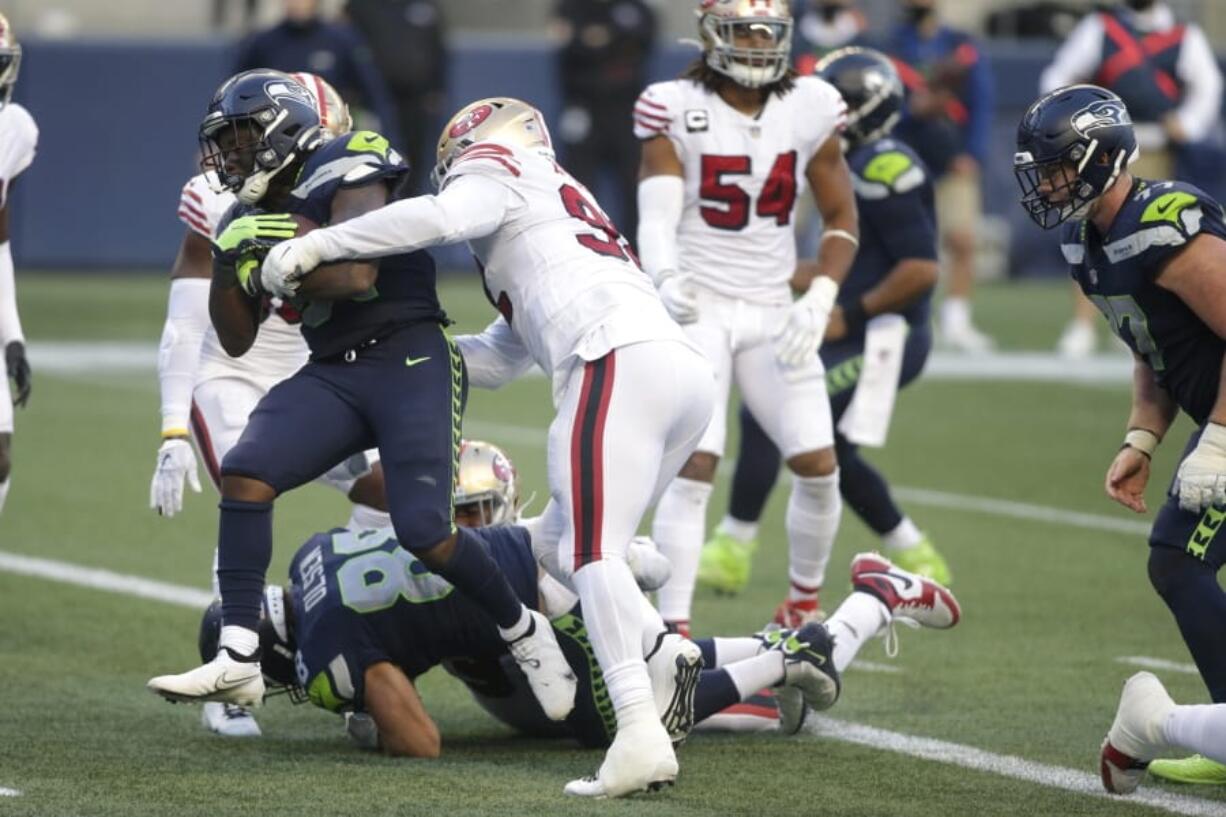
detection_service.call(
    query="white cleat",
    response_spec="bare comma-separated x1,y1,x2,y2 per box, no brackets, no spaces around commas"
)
201,702,262,737
147,651,265,708
505,609,577,721
646,632,703,745
940,323,996,354
564,717,678,798
627,536,672,593
1056,319,1096,359
1100,672,1176,795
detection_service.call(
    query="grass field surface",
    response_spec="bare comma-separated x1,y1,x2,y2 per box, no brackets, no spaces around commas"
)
0,273,1222,816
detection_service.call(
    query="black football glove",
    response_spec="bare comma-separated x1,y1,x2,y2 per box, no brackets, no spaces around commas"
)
5,340,31,408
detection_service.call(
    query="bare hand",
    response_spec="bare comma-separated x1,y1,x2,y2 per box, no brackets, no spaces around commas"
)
1105,447,1151,514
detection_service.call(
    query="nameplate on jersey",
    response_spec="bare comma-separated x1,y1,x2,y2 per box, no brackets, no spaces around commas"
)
685,110,709,133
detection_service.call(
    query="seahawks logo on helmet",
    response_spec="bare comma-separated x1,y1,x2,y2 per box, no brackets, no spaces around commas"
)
1070,100,1131,139
264,79,314,109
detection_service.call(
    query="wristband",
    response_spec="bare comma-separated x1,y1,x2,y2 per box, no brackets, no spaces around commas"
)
1122,428,1160,459
820,228,859,249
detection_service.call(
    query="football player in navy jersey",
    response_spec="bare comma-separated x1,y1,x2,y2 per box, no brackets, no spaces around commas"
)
194,440,959,758
704,48,952,595
148,71,577,724
1013,83,1226,791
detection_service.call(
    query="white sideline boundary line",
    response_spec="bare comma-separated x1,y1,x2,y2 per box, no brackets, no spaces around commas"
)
4,553,1223,814
1117,656,1201,675
807,715,1226,817
32,342,1134,385
848,660,902,674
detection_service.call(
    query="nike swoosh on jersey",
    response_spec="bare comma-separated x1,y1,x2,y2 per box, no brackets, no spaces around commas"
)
404,356,431,367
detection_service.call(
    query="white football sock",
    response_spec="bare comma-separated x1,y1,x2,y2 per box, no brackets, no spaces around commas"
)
941,297,972,332
347,503,391,531
1164,704,1226,765
825,590,891,673
573,559,654,719
882,517,923,550
724,651,786,698
497,605,533,642
219,625,259,657
710,636,767,667
652,476,713,623
717,515,759,543
0,478,10,516
786,470,841,594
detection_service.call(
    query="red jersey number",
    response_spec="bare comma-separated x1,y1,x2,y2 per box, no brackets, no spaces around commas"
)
699,152,798,230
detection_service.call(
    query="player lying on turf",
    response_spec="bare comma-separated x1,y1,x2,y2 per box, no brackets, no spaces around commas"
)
1014,84,1226,790
193,440,961,758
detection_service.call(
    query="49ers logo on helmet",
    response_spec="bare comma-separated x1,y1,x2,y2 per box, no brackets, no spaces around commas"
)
492,452,514,483
450,104,494,139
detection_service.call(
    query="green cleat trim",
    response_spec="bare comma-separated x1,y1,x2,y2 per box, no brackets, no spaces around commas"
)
886,537,952,586
1148,755,1226,785
696,533,757,595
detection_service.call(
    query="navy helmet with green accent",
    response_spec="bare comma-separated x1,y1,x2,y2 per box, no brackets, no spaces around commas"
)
198,585,307,703
199,69,322,206
1014,84,1138,230
813,47,904,149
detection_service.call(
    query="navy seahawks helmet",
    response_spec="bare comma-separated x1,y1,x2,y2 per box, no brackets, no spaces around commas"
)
814,47,904,148
1014,84,1137,229
198,585,306,703
199,69,322,205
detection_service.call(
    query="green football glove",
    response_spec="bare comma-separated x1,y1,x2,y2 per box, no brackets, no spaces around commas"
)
213,213,300,298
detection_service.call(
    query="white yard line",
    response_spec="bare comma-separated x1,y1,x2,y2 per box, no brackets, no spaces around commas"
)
807,715,1226,817
848,660,902,674
1116,656,1201,675
5,552,1221,813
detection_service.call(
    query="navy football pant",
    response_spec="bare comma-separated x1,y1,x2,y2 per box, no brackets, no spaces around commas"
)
1148,426,1226,702
728,323,932,531
218,322,522,632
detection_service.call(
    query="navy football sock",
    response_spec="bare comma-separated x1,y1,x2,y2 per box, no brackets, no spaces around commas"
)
216,498,273,631
1149,546,1226,702
694,668,742,722
438,526,526,630
836,438,904,535
728,405,782,524
695,637,717,668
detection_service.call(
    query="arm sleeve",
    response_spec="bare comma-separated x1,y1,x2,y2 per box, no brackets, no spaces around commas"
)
1174,25,1223,143
306,172,513,263
156,278,211,435
455,316,536,389
1039,15,1103,93
0,240,23,346
635,174,684,282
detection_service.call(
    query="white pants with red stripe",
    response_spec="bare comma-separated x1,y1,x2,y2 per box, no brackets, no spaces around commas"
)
547,339,715,576
191,376,377,494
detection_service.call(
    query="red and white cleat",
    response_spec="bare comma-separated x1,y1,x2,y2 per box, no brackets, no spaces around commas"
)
1100,672,1176,795
850,552,961,629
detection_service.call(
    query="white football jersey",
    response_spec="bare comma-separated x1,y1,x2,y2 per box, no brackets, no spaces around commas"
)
634,76,846,304
176,173,309,389
0,102,37,207
443,140,685,381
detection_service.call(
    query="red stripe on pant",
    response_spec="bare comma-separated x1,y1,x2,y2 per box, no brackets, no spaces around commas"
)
570,352,616,569
190,401,222,490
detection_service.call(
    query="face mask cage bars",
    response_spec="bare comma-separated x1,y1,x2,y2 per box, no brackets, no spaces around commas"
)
1014,148,1095,230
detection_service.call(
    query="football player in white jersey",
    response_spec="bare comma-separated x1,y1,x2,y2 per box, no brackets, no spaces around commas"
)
0,13,34,520
149,72,389,737
635,0,859,632
259,98,718,798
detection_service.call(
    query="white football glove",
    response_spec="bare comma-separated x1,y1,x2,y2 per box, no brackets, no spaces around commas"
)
1176,422,1226,512
149,438,202,518
261,236,322,298
774,276,839,369
657,271,699,324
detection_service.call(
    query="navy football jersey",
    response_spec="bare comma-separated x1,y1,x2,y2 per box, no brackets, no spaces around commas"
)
289,525,538,713
1060,179,1226,425
843,138,937,328
222,130,447,360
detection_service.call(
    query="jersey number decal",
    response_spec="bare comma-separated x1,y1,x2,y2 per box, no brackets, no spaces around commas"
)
699,152,798,231
1087,293,1165,372
332,529,454,613
559,183,637,263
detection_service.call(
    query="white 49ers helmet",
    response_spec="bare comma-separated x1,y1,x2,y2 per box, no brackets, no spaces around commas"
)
698,0,793,89
454,440,520,526
288,72,352,139
431,97,553,189
0,14,21,110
